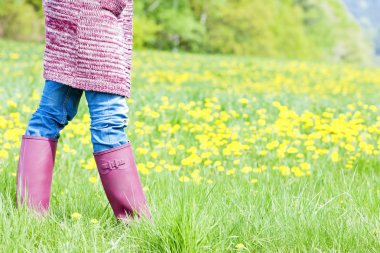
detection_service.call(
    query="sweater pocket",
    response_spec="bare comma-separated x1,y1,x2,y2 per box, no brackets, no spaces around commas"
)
76,4,126,83
100,0,127,18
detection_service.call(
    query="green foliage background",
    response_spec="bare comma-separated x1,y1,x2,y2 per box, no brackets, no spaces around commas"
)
0,0,372,63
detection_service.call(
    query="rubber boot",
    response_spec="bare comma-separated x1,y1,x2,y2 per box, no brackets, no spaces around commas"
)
93,142,151,221
16,135,58,213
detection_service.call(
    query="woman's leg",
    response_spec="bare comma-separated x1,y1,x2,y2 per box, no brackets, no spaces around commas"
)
85,90,151,221
17,80,83,213
25,79,83,139
84,90,129,153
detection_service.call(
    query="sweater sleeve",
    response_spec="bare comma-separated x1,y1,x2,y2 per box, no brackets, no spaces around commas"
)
100,0,127,17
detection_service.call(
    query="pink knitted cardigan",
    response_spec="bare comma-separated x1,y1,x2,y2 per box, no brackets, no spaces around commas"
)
42,0,133,97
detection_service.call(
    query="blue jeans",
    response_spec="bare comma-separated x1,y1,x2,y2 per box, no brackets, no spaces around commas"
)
25,80,129,153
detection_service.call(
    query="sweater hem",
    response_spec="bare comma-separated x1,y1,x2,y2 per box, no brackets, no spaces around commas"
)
43,71,131,98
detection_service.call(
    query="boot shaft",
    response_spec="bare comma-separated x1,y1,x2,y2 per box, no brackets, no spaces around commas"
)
93,143,151,220
16,135,58,212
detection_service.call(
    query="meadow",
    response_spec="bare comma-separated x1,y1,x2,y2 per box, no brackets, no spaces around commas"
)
0,39,379,252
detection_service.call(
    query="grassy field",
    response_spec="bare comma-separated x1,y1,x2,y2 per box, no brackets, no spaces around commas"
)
0,39,380,252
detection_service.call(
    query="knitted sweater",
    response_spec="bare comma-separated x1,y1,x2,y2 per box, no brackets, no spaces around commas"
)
42,0,133,97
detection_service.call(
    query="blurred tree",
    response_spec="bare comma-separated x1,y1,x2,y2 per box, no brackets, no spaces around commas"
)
137,0,205,52
204,0,310,58
0,0,44,41
295,0,372,63
25,0,44,16
270,1,312,59
206,0,276,55
132,1,162,49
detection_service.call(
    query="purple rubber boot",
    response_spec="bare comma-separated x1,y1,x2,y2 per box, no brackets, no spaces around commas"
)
93,143,152,221
16,135,58,213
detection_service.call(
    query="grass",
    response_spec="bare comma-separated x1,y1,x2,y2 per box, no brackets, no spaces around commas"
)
0,39,379,252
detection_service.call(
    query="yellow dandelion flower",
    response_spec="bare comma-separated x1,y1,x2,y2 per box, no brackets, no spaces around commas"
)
179,176,190,182
150,152,159,159
241,167,252,173
71,212,82,220
259,150,268,156
279,166,291,176
63,144,70,153
214,161,222,167
250,179,258,184
235,243,246,249
291,167,305,177
369,105,377,112
331,152,340,162
201,152,212,159
344,144,355,152
10,53,20,60
345,164,353,169
204,159,212,165
287,147,298,154
258,119,266,126
154,165,163,172
89,176,97,184
0,150,9,159
191,169,200,178
300,162,310,170
239,98,249,104
266,140,279,150
217,166,225,172
168,147,176,155
226,169,236,175
7,100,17,108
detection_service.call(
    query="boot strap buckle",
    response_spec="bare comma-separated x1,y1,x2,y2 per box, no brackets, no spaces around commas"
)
100,159,126,174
